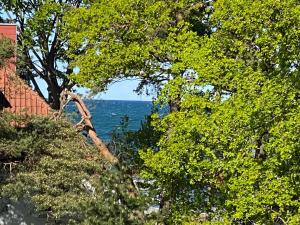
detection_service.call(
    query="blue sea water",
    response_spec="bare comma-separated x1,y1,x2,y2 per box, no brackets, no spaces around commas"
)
66,100,153,141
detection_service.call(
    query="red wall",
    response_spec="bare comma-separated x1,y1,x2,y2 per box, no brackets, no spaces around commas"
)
0,24,51,116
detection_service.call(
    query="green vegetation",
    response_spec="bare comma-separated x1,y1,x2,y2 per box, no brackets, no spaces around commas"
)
64,0,211,108
65,0,300,224
0,0,300,224
0,36,14,68
145,0,300,223
0,114,144,224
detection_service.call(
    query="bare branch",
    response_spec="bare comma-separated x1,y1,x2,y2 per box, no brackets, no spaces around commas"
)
55,89,119,164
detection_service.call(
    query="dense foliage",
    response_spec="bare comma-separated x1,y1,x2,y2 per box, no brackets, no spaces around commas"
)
0,36,14,68
66,0,300,224
1,0,300,224
64,0,211,102
0,114,144,224
141,0,300,223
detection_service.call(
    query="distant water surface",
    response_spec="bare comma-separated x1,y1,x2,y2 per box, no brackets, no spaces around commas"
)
66,100,153,141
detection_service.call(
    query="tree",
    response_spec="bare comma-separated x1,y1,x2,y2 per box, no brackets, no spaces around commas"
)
63,0,300,223
0,36,14,68
0,113,144,224
64,0,212,111
64,2,213,219
1,0,81,109
141,0,300,224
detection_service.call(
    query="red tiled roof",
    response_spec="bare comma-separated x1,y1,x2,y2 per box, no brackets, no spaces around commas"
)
0,24,51,116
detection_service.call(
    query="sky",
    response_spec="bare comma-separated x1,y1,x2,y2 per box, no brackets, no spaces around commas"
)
91,80,154,101
38,78,154,101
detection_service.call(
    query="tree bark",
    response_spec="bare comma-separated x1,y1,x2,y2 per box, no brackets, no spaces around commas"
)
14,1,76,111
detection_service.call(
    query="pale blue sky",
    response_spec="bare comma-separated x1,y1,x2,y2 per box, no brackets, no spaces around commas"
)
92,80,154,101
38,78,154,101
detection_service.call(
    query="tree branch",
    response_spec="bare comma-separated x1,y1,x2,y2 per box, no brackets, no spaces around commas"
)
56,89,119,164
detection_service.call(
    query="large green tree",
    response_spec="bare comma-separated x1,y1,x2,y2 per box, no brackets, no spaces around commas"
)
65,0,211,111
1,0,81,109
141,0,300,224
64,0,300,223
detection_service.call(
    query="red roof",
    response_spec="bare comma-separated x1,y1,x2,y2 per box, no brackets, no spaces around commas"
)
0,24,51,116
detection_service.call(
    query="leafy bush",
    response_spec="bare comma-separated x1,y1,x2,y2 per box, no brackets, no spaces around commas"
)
0,113,144,224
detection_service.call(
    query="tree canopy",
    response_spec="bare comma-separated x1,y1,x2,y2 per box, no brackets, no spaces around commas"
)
1,0,82,109
65,0,300,224
140,0,300,223
1,0,300,224
65,0,211,105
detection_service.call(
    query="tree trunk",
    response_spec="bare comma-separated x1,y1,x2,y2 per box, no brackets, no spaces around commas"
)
56,90,119,164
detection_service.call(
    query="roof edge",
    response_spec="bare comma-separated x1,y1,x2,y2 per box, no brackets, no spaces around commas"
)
0,23,17,26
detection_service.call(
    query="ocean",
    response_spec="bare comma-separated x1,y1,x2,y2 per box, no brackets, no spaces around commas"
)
66,100,153,141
